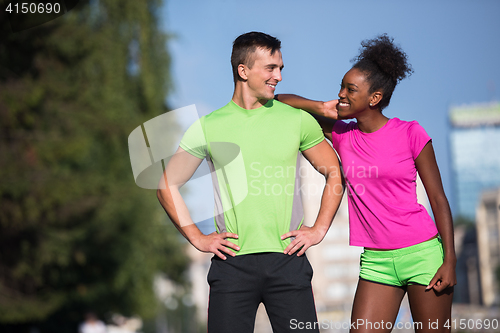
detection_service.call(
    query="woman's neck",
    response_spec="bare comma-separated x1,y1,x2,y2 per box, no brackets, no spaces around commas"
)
356,110,389,133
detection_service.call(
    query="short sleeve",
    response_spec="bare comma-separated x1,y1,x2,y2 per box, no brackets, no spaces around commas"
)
408,121,432,160
299,110,324,151
331,120,353,151
179,118,208,159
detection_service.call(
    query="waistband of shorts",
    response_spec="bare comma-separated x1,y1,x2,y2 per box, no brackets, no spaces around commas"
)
362,237,441,258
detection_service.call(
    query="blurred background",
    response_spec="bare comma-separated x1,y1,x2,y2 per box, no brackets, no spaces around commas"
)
1,0,499,332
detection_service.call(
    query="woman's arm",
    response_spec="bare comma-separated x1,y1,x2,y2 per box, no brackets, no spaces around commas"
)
415,142,457,292
276,94,338,140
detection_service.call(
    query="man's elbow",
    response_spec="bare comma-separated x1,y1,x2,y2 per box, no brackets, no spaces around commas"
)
157,187,173,209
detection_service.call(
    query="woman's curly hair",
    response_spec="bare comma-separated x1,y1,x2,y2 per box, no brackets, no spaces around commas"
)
352,34,413,110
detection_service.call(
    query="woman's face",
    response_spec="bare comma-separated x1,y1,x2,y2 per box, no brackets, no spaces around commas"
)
337,68,373,119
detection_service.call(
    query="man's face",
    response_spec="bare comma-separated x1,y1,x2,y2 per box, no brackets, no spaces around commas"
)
243,48,283,101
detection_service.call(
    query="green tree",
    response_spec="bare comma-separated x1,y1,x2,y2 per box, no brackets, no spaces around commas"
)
453,215,475,229
0,1,189,332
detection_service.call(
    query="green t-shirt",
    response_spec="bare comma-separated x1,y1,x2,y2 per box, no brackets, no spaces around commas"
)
179,99,324,255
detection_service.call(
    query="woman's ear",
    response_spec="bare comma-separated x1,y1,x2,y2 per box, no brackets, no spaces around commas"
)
369,91,383,107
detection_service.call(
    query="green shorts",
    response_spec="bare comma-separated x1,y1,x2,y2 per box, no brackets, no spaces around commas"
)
359,237,444,287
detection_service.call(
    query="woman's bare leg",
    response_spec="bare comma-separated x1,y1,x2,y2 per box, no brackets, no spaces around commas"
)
407,285,454,333
350,279,406,333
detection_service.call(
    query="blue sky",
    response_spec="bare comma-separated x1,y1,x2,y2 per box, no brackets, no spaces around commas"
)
160,0,500,216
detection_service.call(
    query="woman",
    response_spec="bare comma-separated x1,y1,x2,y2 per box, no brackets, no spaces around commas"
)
277,34,456,332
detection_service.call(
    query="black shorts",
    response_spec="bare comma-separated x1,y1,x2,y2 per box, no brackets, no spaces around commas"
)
207,252,319,333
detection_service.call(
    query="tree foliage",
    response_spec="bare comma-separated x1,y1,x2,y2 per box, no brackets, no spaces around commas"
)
453,215,475,229
0,0,188,331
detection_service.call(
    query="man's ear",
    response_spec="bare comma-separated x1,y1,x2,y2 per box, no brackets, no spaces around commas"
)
238,64,248,81
369,91,383,107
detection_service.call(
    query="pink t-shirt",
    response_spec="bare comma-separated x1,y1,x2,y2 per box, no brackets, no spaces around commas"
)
331,117,438,249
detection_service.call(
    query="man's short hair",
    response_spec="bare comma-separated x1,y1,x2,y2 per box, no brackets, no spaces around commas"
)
231,31,281,83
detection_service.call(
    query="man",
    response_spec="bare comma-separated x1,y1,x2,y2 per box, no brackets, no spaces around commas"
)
157,31,343,333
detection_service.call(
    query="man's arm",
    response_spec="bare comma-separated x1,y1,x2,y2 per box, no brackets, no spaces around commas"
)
277,94,339,141
281,140,344,256
157,147,240,260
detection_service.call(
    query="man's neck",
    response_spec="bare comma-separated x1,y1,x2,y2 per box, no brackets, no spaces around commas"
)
232,85,268,110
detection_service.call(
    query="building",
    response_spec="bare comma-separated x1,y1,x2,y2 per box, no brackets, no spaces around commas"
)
453,223,481,305
476,188,500,306
449,102,500,220
449,101,500,308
